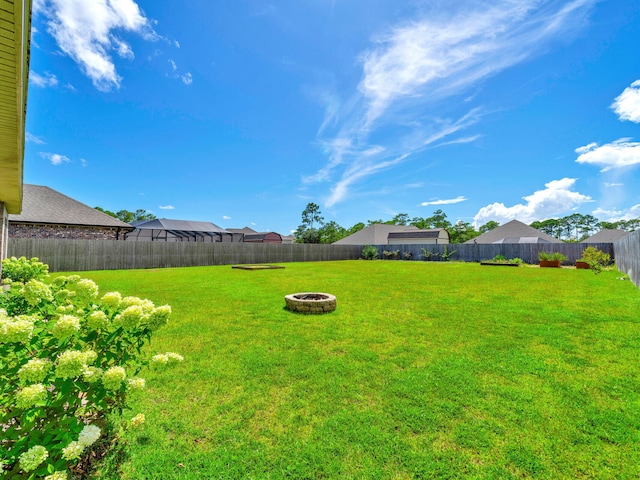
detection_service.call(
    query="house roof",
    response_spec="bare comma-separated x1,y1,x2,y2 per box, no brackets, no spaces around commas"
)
333,224,447,245
464,219,562,244
226,226,258,234
131,218,230,234
244,232,282,241
388,230,446,240
0,0,31,213
8,184,133,229
582,229,630,243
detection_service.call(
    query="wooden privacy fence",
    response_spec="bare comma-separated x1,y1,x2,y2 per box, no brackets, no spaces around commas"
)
7,239,363,271
8,238,616,272
613,230,640,287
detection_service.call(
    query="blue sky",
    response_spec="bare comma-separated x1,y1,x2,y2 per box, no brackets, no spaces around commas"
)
25,0,640,234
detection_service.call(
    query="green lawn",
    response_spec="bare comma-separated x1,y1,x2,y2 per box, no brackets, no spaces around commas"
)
74,261,639,479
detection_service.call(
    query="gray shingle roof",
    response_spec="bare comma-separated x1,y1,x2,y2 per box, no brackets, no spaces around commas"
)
464,219,562,244
8,184,133,229
333,224,447,245
582,229,630,243
131,218,230,234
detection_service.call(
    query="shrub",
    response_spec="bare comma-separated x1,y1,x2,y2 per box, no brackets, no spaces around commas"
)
382,250,400,260
440,246,457,262
0,259,180,478
420,248,439,261
361,245,379,260
1,256,49,283
538,251,567,262
493,254,506,262
578,246,611,274
403,251,412,260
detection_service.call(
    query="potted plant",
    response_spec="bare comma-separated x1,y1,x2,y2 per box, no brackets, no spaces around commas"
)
538,251,567,268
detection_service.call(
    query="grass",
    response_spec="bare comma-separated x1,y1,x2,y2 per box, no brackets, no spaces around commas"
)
69,261,640,479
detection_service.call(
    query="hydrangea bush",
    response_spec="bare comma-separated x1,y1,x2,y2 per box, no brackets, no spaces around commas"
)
0,258,182,479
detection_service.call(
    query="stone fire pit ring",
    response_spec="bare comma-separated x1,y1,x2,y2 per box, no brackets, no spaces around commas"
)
285,292,336,314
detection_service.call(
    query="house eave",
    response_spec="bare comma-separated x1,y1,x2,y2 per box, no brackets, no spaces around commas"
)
0,0,31,213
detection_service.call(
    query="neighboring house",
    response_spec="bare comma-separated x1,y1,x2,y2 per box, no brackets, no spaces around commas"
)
229,226,292,243
464,219,562,244
125,218,234,242
8,185,134,240
0,0,31,259
281,234,295,244
582,229,630,243
227,226,256,243
333,224,449,245
243,232,283,243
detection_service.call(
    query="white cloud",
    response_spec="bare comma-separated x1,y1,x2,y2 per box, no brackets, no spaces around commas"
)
611,80,640,123
222,215,231,220
310,0,595,206
604,182,623,187
174,40,180,48
36,0,158,91
358,0,595,128
181,72,193,85
168,59,177,71
421,196,467,207
159,205,175,210
26,132,46,144
473,178,592,227
80,158,87,167
30,71,58,88
593,205,640,222
40,152,71,165
575,138,640,172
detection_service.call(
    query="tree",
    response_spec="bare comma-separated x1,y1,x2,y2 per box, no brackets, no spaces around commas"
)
95,207,156,223
449,220,479,244
319,221,347,244
295,203,325,243
479,221,499,233
389,213,409,226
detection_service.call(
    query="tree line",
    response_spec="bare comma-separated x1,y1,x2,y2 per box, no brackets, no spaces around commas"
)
294,203,639,244
95,207,156,224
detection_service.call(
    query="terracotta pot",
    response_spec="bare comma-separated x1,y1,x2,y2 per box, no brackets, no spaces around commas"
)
576,261,590,269
539,260,561,268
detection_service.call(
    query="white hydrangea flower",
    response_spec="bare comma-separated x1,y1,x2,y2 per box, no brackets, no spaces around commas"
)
78,424,101,447
18,358,52,383
166,352,184,362
51,315,81,339
87,310,109,330
16,383,47,408
0,315,35,343
130,413,145,428
151,353,169,365
114,305,144,330
21,280,53,306
56,350,89,379
126,377,146,391
74,279,99,303
19,445,48,472
102,366,126,391
82,366,103,383
100,291,122,309
61,441,84,461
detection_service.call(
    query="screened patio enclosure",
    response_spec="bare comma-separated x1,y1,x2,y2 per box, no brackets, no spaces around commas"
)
125,218,234,242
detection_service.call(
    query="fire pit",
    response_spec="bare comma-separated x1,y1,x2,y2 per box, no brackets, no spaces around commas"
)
285,292,336,314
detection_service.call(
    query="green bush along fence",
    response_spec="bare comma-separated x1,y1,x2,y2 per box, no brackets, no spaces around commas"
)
370,242,615,265
7,238,617,272
613,230,640,286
